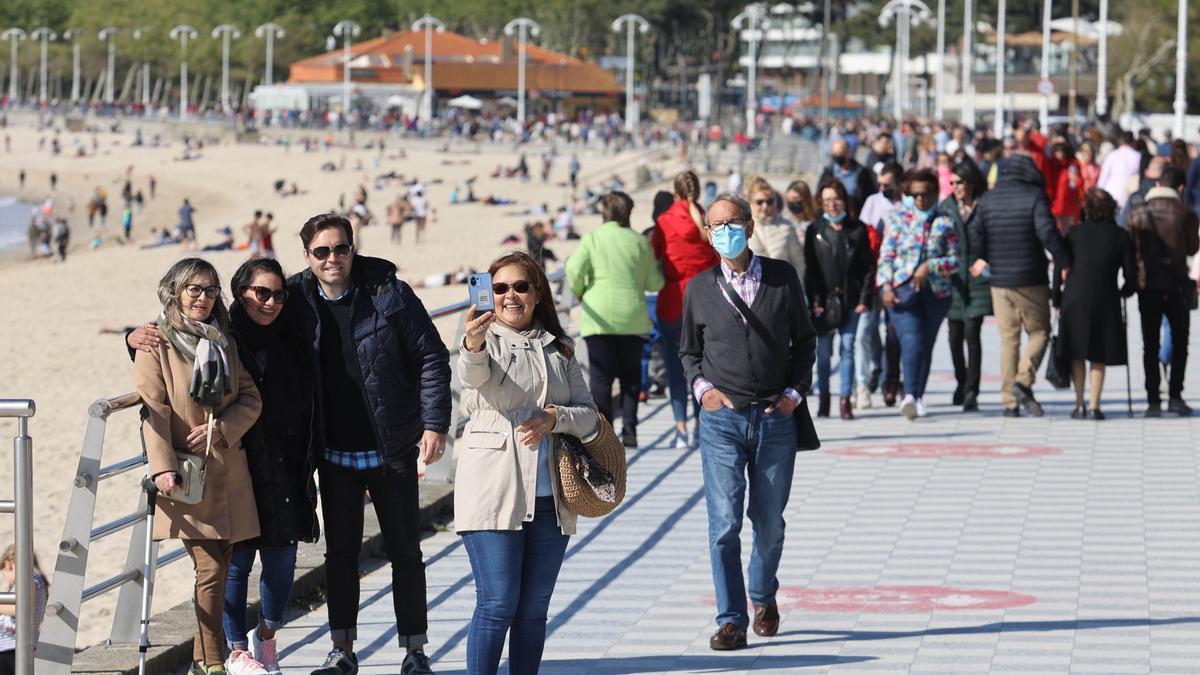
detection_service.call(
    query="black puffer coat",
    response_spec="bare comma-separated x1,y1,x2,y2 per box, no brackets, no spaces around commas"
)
803,217,875,333
969,155,1072,289
288,255,451,470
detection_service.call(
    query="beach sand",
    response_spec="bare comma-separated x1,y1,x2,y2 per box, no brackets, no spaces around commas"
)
0,121,685,648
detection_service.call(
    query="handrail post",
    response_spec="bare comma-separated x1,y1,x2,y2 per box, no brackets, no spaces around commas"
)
14,416,34,675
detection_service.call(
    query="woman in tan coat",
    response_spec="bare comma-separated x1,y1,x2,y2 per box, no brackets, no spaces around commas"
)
134,258,262,675
455,251,599,675
746,176,806,278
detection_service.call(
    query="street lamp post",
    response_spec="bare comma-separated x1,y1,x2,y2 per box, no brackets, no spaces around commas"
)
255,23,285,87
1174,0,1187,139
132,28,150,108
411,14,445,126
212,24,241,112
935,0,945,120
63,29,81,103
504,18,541,128
170,25,198,120
30,28,55,105
994,0,1007,138
1038,0,1052,131
1,29,26,106
612,14,650,133
962,0,975,127
333,20,362,118
879,0,932,121
732,4,768,138
1096,0,1108,118
98,28,117,104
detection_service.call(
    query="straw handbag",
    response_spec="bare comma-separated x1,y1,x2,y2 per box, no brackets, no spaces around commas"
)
556,415,626,518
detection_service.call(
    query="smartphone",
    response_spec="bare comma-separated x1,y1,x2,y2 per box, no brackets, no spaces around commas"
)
468,272,495,312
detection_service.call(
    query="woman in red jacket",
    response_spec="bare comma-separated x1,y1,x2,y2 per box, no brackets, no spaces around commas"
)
1046,142,1081,232
651,170,719,448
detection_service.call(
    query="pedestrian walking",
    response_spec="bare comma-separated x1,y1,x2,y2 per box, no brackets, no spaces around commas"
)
941,160,991,412
746,176,805,277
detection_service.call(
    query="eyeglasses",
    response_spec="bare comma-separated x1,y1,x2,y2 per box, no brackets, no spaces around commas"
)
493,280,533,295
245,286,289,304
705,220,746,232
184,284,220,299
306,243,353,260
909,192,936,201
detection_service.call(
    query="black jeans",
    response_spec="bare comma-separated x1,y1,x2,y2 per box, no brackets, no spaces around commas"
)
318,458,428,647
0,650,13,675
947,317,984,396
883,310,902,388
584,335,645,432
1138,290,1190,403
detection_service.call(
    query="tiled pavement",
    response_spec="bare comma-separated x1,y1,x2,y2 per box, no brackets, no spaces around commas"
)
272,311,1200,674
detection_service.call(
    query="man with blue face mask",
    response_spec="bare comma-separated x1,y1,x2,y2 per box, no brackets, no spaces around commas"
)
679,194,818,651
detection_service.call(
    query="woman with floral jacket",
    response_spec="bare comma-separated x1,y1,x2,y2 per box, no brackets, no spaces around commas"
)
877,168,961,420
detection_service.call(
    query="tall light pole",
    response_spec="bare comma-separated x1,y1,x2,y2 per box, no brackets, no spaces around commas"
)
504,17,541,127
1096,0,1108,118
63,29,81,103
962,0,975,127
255,23,285,86
820,0,831,146
935,0,945,120
411,14,445,125
612,14,650,133
30,28,55,105
211,24,241,112
732,5,768,138
2,29,26,105
333,20,361,118
1174,0,1187,138
170,25,198,120
1038,0,1052,131
993,0,1007,139
879,0,932,121
132,28,150,108
98,28,117,104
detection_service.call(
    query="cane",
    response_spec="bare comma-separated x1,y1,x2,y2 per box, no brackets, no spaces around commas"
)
1122,297,1134,418
138,476,159,675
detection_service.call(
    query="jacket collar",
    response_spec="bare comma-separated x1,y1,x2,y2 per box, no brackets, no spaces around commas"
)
1147,186,1182,202
491,320,555,347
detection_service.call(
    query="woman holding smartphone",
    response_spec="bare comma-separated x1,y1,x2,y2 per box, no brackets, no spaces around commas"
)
455,251,600,675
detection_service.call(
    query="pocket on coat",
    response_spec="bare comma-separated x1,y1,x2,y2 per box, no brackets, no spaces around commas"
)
463,430,508,450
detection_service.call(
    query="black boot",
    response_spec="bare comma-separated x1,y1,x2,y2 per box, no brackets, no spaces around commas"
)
818,392,831,418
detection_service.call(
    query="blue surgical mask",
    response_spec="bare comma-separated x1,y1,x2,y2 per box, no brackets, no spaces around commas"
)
902,195,935,220
710,225,749,259
823,211,847,224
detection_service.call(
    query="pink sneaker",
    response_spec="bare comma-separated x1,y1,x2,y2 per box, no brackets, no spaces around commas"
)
224,649,268,675
249,627,281,675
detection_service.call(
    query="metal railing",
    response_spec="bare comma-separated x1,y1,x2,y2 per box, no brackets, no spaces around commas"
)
0,399,36,675
35,392,186,675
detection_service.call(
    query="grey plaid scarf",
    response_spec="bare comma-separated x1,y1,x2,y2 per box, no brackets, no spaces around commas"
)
157,311,231,409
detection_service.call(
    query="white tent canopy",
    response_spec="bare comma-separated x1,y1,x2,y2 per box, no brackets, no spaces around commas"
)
448,95,483,110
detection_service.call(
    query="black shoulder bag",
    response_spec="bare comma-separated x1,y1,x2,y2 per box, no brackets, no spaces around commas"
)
712,268,821,451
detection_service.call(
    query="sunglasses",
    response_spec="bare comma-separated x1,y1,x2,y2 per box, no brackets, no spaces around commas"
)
752,198,773,206
183,284,220,299
306,243,353,260
245,285,289,304
949,179,964,186
908,192,936,200
493,280,533,295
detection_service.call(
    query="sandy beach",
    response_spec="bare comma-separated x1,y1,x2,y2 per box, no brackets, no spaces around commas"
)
0,120,687,647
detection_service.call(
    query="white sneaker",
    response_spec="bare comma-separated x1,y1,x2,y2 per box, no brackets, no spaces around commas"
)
225,649,268,675
249,627,281,675
673,429,690,449
915,398,928,418
899,395,918,420
854,385,873,410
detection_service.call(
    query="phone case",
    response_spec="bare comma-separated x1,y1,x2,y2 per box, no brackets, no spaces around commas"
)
469,273,495,311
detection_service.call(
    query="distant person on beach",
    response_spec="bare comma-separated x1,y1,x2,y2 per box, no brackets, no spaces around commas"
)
387,194,412,244
149,175,157,199
122,206,133,241
244,210,264,259
49,173,57,191
18,169,24,190
178,199,197,249
409,189,429,243
203,227,236,252
53,218,70,261
260,213,277,259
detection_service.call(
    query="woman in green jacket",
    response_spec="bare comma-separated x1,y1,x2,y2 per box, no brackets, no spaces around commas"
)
939,160,992,412
566,191,665,447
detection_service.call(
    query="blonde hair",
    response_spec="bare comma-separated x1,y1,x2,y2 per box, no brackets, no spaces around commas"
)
673,170,704,231
745,175,775,201
1,544,47,589
156,258,231,333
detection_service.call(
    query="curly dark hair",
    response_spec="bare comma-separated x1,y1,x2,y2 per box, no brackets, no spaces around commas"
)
1082,187,1118,224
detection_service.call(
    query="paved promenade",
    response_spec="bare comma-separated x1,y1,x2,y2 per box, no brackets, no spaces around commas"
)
271,314,1200,674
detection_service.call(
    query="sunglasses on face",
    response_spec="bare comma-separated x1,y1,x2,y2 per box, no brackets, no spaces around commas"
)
306,243,352,260
909,192,936,201
184,284,220,299
493,280,533,295
752,198,773,206
245,286,289,304
949,179,964,186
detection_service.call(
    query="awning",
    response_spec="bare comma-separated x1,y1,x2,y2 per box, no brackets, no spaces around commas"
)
448,94,483,110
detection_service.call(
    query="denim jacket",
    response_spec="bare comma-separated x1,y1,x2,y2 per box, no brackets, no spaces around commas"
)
875,206,961,299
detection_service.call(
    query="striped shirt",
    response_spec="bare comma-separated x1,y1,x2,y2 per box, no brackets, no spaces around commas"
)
0,571,48,653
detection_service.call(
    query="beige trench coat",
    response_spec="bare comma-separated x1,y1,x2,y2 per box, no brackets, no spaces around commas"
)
454,322,599,535
134,341,262,542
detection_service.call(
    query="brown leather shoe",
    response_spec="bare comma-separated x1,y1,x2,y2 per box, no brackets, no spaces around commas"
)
753,602,780,637
709,623,748,650
839,397,854,420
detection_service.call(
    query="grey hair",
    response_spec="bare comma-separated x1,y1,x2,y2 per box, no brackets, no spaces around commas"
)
708,192,752,225
156,257,230,333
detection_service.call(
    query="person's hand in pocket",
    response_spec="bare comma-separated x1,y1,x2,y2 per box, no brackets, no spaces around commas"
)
701,388,734,412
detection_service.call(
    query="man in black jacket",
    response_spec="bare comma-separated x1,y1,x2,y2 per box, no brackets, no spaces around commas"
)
1126,167,1200,416
680,194,817,651
818,139,877,216
969,154,1072,417
289,213,450,675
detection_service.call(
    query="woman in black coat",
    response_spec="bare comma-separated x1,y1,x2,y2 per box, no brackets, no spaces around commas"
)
940,160,992,412
1053,188,1136,420
806,177,876,420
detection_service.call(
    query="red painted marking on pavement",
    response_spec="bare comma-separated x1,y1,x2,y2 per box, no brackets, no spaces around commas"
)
828,443,1061,458
703,586,1037,613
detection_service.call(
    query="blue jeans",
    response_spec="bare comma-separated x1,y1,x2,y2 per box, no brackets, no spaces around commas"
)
855,305,883,389
658,317,697,424
816,313,861,397
461,497,570,675
889,289,952,399
699,405,797,629
640,295,662,394
223,543,298,649
1161,315,1173,366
